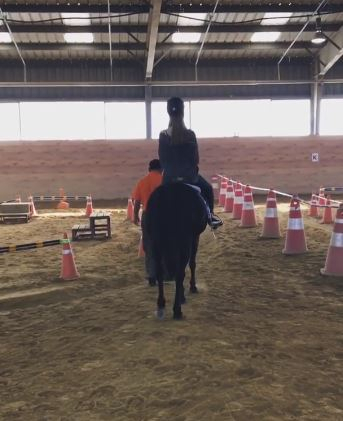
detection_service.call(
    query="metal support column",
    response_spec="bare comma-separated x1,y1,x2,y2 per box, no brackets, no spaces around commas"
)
310,80,317,135
310,58,322,136
107,0,113,81
315,82,322,135
310,60,317,135
145,85,152,140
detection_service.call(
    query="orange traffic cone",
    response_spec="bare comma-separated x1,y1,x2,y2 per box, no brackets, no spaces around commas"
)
126,198,134,221
320,196,333,224
138,235,145,257
308,193,319,218
223,181,234,213
260,189,280,238
29,195,38,217
232,183,243,220
321,204,343,276
211,175,220,201
57,188,69,209
60,232,80,281
317,188,325,217
240,185,257,227
211,175,219,189
57,198,70,210
282,196,308,255
85,195,93,217
218,179,228,207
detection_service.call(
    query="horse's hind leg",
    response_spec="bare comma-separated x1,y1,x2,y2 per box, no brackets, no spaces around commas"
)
189,236,200,293
156,258,165,320
173,267,186,320
180,283,186,304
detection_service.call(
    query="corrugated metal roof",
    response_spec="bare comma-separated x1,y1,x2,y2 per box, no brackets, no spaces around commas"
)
0,1,342,100
6,0,337,4
165,48,307,61
0,48,145,60
3,8,340,60
6,11,150,24
156,31,320,43
163,0,343,5
8,12,62,22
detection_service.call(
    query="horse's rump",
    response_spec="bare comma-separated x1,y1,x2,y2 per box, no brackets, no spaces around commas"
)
145,183,207,278
146,182,207,238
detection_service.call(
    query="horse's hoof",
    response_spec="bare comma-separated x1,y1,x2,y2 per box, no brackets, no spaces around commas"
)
156,308,165,320
189,286,198,294
173,312,183,320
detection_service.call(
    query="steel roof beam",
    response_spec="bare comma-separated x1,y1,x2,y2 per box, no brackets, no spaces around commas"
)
0,41,320,52
6,23,342,34
318,26,343,76
2,79,343,88
1,4,342,13
145,0,162,80
0,8,27,82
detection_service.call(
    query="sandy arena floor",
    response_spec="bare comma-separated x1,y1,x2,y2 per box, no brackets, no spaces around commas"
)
0,200,342,421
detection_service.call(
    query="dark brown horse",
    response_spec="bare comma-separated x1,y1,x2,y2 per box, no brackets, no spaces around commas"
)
145,183,207,319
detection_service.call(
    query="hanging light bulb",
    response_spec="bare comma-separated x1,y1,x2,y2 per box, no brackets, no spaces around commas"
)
311,16,326,45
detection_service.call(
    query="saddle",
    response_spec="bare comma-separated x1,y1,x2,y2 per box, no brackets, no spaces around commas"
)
166,178,222,229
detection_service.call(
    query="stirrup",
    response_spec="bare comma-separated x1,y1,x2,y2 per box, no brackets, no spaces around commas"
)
210,214,223,229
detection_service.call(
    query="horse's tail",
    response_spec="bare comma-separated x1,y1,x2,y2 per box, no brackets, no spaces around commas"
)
146,183,206,280
162,240,178,279
147,208,185,279
160,232,191,279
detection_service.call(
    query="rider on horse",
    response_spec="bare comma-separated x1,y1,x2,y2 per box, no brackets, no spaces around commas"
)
158,97,223,230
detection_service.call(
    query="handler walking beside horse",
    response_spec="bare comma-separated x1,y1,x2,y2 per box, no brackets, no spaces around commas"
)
132,159,162,286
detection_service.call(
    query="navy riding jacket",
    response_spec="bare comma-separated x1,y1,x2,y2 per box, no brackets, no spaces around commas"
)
158,129,199,184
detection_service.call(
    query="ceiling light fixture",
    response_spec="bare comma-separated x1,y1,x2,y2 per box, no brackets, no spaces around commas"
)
261,12,292,26
311,17,326,45
172,32,201,43
177,13,207,26
64,33,94,43
251,32,281,42
61,13,91,26
0,32,11,43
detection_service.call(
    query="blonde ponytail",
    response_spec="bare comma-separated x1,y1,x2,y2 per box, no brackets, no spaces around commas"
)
168,116,188,144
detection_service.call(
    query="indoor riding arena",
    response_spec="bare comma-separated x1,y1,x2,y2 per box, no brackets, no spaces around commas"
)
1,1,343,420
